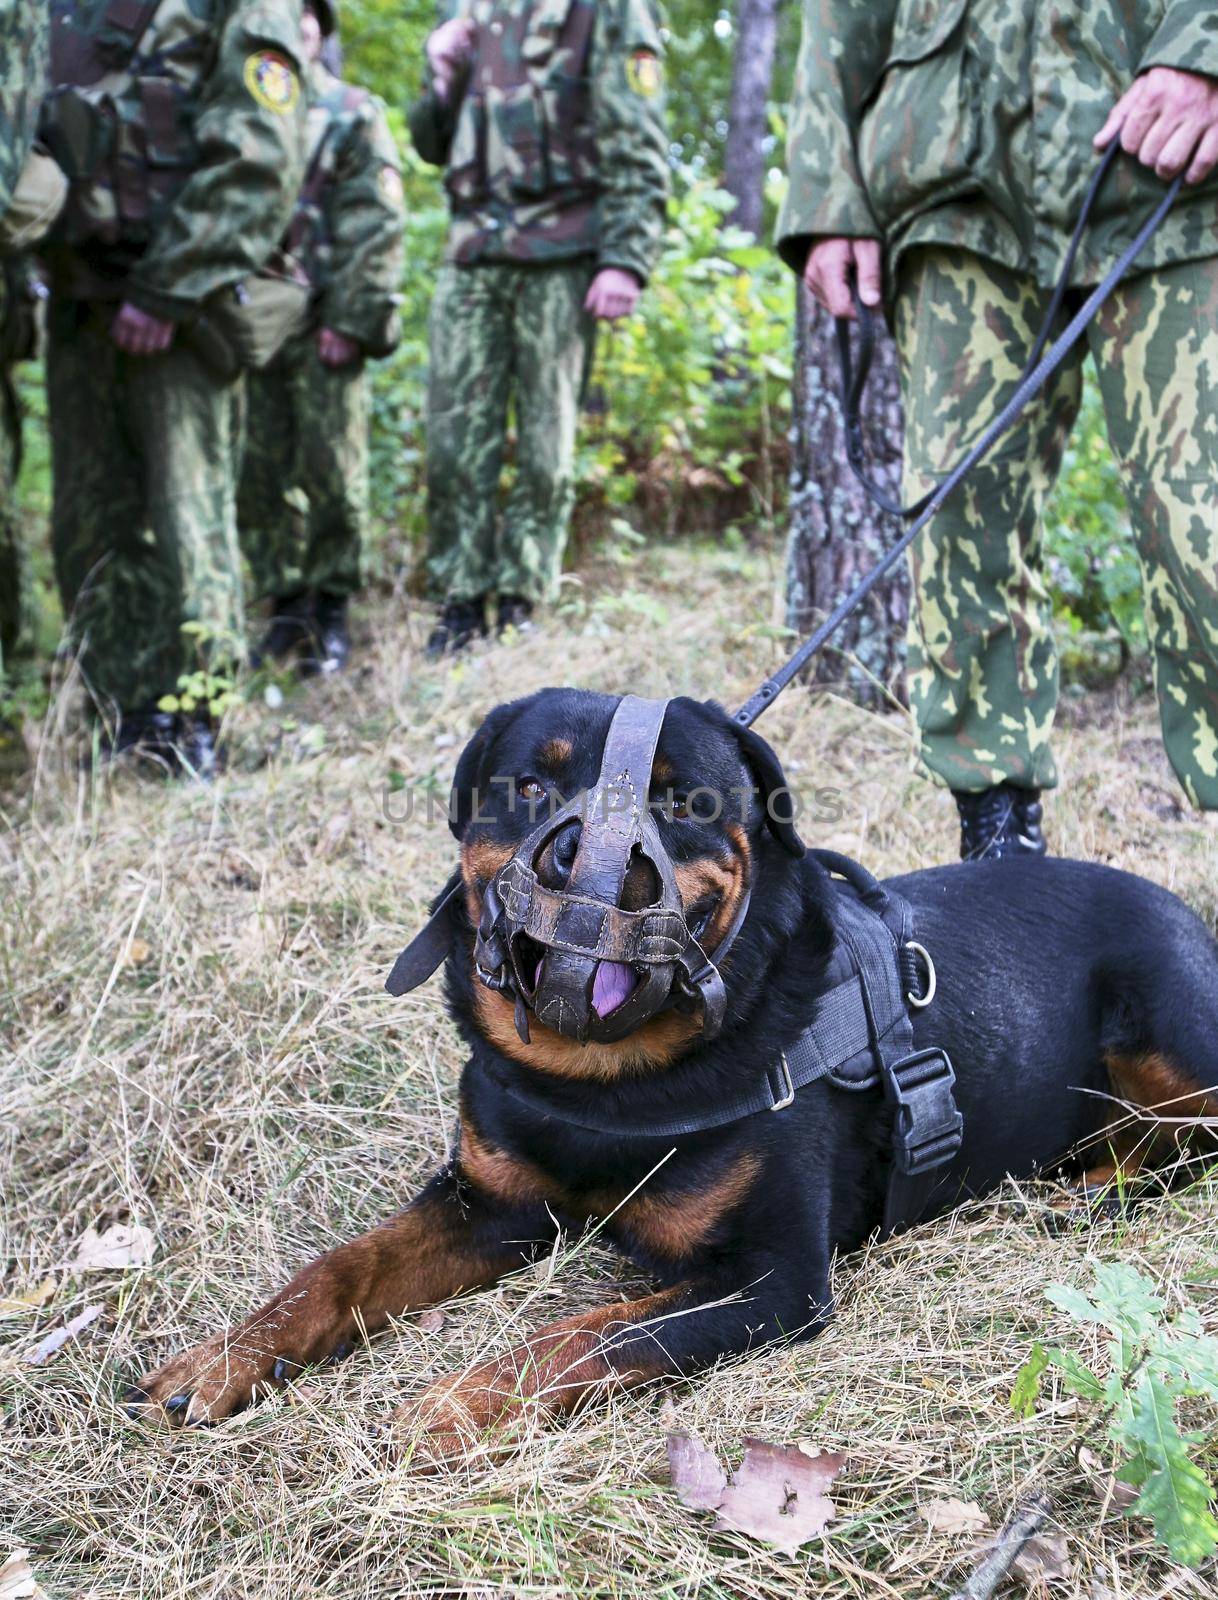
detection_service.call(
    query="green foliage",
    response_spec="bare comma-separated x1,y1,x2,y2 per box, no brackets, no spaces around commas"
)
1043,376,1146,654
1011,1263,1218,1568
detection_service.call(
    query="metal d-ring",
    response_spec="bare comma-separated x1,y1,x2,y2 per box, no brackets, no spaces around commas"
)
905,941,937,1008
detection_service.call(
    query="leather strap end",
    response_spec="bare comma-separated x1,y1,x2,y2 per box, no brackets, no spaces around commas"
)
384,878,461,997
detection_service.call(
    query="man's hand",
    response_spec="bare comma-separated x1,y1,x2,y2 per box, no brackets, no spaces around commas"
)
1096,66,1218,184
803,238,882,319
317,327,362,368
584,267,640,321
426,17,475,102
111,302,175,356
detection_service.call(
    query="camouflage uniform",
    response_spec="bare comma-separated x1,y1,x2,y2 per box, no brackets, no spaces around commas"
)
410,0,670,605
238,59,403,604
778,0,1218,809
41,0,307,716
0,0,50,689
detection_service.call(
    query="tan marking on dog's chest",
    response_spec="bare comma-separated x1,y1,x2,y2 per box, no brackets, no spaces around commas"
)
599,1150,761,1258
471,982,700,1080
458,1118,567,1208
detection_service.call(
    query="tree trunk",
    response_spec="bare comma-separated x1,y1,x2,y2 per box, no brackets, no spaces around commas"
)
724,0,780,238
785,284,909,707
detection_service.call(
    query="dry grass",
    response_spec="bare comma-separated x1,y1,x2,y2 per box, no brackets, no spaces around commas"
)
2,543,1217,1599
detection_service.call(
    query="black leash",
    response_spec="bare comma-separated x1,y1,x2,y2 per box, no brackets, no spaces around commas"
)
734,149,1181,729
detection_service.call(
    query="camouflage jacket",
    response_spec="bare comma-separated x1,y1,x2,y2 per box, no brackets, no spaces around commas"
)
777,0,1218,293
409,0,670,283
42,0,308,320
0,0,48,222
285,63,404,357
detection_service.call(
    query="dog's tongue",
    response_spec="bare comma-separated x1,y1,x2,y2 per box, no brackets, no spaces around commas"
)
591,960,637,1018
536,956,637,1019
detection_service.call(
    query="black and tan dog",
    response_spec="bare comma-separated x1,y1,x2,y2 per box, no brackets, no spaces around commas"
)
130,689,1218,1444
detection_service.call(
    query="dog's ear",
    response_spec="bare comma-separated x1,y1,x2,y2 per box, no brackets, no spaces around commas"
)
449,696,536,840
720,708,805,858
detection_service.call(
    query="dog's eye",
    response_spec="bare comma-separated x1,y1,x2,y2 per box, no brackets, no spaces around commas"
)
661,793,691,821
518,777,546,802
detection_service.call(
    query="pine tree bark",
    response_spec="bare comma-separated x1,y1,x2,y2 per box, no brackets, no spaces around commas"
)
724,0,780,238
785,283,909,707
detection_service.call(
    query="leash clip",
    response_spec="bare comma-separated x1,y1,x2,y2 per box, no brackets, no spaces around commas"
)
769,1052,796,1112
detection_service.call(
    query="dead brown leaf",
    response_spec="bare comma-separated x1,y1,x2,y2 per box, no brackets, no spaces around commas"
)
666,1431,728,1513
922,1497,991,1537
714,1440,845,1555
65,1222,155,1272
24,1304,103,1366
1012,1530,1071,1587
416,1309,446,1335
1078,1445,1138,1510
0,1549,49,1600
0,1279,56,1319
122,937,153,967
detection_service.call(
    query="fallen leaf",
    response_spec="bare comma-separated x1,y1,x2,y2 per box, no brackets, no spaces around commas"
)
122,937,152,967
0,1549,49,1600
1078,1446,1138,1510
0,1279,56,1319
65,1223,155,1272
417,1309,446,1335
1012,1530,1071,1587
922,1497,991,1536
24,1304,103,1366
714,1440,845,1555
667,1431,728,1512
658,1398,679,1427
316,813,351,859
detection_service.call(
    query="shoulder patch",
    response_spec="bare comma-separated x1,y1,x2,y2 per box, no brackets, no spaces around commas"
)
244,50,301,115
626,48,663,98
379,165,404,205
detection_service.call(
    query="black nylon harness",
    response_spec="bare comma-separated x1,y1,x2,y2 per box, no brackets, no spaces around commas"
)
479,849,963,1238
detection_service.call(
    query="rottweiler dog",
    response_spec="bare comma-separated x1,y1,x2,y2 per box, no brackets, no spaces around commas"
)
130,688,1218,1445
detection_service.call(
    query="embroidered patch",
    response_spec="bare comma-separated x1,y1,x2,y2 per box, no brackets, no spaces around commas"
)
379,165,404,205
243,50,300,114
626,49,663,98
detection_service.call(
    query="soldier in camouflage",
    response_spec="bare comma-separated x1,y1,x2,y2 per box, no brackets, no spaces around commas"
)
0,0,60,754
238,0,403,678
779,1,1218,859
41,0,308,777
410,0,670,653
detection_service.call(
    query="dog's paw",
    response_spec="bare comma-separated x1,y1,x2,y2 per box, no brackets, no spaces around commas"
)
125,1330,295,1426
393,1363,531,1468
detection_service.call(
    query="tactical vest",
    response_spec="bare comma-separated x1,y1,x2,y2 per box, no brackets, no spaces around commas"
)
42,0,214,247
445,0,599,211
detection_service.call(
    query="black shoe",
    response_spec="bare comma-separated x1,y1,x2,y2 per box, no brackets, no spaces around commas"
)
426,598,487,658
175,714,221,782
253,592,314,667
496,594,536,638
102,705,220,781
301,592,351,677
955,783,1048,861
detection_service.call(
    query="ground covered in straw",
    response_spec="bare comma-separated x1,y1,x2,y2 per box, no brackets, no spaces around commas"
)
3,544,1217,1599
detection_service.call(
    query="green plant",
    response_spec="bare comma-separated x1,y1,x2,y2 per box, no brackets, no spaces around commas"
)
1012,1262,1218,1567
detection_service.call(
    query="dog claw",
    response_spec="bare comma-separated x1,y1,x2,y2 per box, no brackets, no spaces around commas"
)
327,1342,351,1365
165,1393,191,1414
272,1358,287,1382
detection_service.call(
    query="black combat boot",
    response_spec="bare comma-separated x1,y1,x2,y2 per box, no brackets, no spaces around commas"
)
496,593,536,638
253,592,313,668
426,598,487,658
955,783,1048,861
102,705,181,771
301,592,351,677
175,713,221,782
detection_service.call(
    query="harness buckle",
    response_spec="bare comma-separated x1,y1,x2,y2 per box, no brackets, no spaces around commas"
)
770,1052,796,1111
884,1047,963,1177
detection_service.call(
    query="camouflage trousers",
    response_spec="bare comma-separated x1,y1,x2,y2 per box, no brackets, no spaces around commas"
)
236,335,367,602
47,299,244,714
425,260,596,604
896,247,1218,810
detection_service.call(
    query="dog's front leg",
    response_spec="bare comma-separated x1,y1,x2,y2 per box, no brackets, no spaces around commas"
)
403,1267,829,1457
130,1169,555,1425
